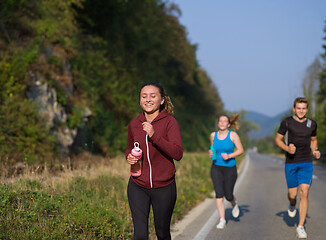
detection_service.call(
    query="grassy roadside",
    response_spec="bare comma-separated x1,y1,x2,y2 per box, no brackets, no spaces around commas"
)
0,152,244,239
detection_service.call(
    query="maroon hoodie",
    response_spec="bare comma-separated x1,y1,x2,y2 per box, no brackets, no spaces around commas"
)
125,110,183,189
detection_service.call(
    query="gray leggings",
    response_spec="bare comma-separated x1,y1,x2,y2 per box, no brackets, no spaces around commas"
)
210,164,237,201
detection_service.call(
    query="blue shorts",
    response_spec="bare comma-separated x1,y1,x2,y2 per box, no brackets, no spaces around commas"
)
285,162,313,188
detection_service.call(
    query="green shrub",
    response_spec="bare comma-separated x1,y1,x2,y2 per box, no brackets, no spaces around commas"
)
0,96,58,164
0,152,225,239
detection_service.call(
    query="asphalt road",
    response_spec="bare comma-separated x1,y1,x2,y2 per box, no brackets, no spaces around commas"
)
172,151,326,240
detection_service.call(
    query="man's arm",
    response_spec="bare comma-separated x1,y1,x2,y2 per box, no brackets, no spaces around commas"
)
275,133,296,154
311,136,321,159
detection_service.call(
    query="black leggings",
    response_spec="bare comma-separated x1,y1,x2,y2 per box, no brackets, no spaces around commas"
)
127,178,177,240
210,165,237,201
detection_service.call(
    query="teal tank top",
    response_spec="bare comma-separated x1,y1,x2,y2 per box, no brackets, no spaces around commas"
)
212,130,236,167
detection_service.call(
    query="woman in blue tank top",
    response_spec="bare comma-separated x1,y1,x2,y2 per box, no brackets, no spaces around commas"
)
209,114,244,229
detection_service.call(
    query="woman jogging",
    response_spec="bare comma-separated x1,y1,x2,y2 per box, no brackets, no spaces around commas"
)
209,114,244,229
125,82,183,240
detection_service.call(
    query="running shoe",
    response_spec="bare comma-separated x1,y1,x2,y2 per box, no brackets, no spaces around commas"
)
288,203,296,218
232,201,240,218
216,218,226,229
296,226,307,239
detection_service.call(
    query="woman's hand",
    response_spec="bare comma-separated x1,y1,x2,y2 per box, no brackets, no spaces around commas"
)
313,150,321,159
142,122,155,137
208,149,213,157
221,153,229,160
126,153,139,165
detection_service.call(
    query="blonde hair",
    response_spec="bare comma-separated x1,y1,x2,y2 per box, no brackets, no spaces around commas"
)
219,113,240,130
140,82,174,115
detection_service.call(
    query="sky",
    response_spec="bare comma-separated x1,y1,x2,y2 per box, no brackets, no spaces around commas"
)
172,0,326,117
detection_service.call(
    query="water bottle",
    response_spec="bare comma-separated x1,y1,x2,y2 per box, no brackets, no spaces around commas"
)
130,142,142,177
210,145,217,160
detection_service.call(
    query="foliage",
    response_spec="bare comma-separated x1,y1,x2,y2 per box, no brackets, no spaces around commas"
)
316,21,326,150
75,0,224,152
0,0,87,163
303,57,322,118
0,96,58,164
0,0,224,163
0,152,239,239
0,176,133,239
236,110,259,150
173,153,214,221
252,135,281,154
0,15,60,164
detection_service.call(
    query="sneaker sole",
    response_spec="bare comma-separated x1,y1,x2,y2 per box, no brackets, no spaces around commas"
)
216,225,226,229
288,209,296,218
216,220,226,229
296,227,307,239
296,234,307,239
232,211,239,218
232,206,240,218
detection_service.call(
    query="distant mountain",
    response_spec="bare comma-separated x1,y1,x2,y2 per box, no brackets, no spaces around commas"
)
244,110,290,139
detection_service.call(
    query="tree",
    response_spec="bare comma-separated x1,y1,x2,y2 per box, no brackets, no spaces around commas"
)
303,57,322,117
316,21,326,150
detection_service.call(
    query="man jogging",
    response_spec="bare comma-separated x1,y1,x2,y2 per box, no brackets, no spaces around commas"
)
275,97,321,239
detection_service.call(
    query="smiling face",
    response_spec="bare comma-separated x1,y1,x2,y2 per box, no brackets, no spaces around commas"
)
218,116,230,131
293,102,308,120
140,85,165,116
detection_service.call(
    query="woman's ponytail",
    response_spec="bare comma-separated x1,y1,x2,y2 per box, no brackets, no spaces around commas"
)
163,95,174,115
229,113,240,130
